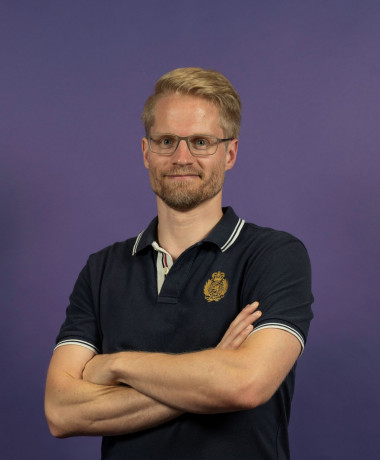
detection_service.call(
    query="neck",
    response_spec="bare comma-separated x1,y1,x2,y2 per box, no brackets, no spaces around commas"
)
156,194,223,261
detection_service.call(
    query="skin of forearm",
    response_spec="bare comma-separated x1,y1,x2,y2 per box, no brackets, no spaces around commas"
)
104,348,260,414
45,373,182,438
46,303,261,438
82,303,264,414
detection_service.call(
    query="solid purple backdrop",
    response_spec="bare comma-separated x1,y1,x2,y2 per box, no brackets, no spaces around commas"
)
1,1,379,458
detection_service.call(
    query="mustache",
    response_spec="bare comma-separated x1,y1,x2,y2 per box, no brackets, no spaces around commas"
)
162,167,203,177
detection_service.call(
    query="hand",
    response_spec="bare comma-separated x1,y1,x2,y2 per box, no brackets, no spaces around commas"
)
217,302,261,350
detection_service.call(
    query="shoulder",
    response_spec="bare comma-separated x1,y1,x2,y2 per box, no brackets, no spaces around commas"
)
85,235,140,270
239,223,313,348
238,221,310,260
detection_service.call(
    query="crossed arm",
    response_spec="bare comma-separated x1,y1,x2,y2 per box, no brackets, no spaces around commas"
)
45,302,265,438
83,324,301,414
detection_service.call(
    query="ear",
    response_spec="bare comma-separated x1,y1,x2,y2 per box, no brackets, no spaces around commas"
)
142,137,150,169
224,138,238,171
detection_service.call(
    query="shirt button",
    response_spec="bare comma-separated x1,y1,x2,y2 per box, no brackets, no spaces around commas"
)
163,267,169,275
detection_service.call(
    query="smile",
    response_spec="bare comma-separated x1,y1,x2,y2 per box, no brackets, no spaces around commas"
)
165,174,200,179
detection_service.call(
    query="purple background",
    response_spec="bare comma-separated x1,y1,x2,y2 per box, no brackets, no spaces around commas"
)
1,1,379,458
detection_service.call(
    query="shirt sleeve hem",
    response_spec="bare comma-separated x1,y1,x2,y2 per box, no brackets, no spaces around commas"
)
250,322,305,355
54,339,100,354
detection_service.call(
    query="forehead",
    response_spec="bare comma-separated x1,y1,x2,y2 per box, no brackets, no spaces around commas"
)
151,93,223,135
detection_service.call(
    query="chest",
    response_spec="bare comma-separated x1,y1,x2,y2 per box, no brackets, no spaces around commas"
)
97,247,250,354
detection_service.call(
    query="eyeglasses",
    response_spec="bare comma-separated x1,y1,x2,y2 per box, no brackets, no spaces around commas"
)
147,134,234,156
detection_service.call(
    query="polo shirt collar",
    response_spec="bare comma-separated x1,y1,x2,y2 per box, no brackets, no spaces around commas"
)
204,207,245,252
132,216,158,255
132,207,245,255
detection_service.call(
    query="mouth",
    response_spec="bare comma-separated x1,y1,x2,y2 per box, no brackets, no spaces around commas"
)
164,170,201,179
166,174,199,177
165,174,200,181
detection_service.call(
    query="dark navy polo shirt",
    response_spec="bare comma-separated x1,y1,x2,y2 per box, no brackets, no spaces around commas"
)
56,207,313,460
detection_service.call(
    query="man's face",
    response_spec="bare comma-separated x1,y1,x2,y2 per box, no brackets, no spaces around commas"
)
142,93,238,211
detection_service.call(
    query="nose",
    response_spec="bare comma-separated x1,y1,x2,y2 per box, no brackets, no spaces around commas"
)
172,138,194,164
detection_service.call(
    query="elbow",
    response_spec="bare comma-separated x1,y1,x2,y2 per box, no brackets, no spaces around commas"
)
48,423,68,439
233,388,270,411
45,403,76,438
45,410,67,438
222,391,259,412
220,376,272,411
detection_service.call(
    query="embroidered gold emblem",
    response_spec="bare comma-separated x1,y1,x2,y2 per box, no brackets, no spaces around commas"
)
204,271,228,302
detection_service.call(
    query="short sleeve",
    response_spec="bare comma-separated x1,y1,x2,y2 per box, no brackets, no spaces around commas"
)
55,261,102,354
244,235,314,352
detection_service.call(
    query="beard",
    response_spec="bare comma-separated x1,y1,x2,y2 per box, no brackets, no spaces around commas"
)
148,164,225,211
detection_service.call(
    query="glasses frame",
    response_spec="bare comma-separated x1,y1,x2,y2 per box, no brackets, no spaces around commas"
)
147,134,234,157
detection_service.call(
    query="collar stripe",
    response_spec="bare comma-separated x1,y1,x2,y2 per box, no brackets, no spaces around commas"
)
132,230,144,255
221,218,245,252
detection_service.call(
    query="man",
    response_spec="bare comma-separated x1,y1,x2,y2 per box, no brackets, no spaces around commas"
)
45,67,313,459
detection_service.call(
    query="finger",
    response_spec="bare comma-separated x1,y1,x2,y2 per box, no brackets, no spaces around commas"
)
217,302,261,349
229,310,262,337
226,308,262,337
218,310,262,349
228,302,260,329
218,322,254,350
229,324,254,348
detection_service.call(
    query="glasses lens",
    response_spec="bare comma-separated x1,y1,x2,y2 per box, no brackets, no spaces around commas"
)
149,135,178,154
188,135,218,155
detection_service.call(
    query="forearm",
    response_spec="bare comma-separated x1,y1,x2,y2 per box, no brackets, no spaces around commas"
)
102,348,256,414
81,302,266,415
85,328,300,414
46,302,261,436
45,364,182,438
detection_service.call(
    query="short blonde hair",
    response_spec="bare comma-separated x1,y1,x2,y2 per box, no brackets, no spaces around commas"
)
142,67,241,138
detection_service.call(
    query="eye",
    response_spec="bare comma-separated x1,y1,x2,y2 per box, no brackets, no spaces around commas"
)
159,136,176,147
190,136,211,149
150,135,177,149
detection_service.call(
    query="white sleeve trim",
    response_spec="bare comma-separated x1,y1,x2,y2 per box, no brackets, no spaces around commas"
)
250,322,305,355
54,339,100,354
